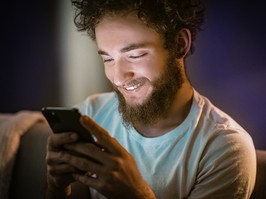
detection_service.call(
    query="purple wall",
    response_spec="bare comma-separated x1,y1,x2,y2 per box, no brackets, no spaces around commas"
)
0,2,265,149
0,1,60,113
187,1,266,149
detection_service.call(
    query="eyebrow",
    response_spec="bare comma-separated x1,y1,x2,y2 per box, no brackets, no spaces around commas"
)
98,43,149,56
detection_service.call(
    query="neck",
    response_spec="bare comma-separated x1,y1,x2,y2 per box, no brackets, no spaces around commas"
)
135,81,193,138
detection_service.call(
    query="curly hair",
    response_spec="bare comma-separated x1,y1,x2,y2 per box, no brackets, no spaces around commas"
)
71,0,205,55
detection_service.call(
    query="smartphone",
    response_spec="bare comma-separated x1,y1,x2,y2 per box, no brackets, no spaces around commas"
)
41,107,95,143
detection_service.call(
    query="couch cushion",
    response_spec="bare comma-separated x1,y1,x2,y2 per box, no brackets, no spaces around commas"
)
9,122,52,199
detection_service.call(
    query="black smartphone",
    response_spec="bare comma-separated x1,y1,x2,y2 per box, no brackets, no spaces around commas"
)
41,107,95,143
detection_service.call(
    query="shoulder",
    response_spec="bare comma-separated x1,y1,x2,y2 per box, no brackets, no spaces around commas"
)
190,90,256,198
193,90,252,141
193,90,255,166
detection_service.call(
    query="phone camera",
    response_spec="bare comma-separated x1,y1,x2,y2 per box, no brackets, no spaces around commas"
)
44,111,60,123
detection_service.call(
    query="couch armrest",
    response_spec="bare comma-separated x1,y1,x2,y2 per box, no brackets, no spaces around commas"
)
9,122,52,199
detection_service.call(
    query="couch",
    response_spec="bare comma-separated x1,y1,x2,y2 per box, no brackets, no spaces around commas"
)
9,122,51,199
3,116,266,199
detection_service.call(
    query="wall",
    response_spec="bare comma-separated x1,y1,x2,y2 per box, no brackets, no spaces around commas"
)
187,1,266,149
0,1,61,112
0,1,265,149
58,0,111,107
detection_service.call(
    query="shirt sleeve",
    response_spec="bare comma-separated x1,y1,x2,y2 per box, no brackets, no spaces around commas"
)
188,129,256,199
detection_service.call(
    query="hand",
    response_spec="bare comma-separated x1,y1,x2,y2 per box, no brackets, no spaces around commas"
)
62,115,156,199
46,131,79,191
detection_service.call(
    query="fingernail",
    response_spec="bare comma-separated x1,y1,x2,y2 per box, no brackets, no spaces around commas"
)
80,115,87,122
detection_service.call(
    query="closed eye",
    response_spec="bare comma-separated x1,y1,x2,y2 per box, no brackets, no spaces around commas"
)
101,55,114,63
129,53,147,59
103,58,114,63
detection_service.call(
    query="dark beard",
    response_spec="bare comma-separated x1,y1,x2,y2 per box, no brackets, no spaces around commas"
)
114,55,184,128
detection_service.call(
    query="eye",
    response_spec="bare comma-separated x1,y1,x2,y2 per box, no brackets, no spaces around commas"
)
129,52,147,59
103,58,114,63
101,55,114,63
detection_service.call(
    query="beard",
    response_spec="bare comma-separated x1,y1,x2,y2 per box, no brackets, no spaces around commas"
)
113,54,184,128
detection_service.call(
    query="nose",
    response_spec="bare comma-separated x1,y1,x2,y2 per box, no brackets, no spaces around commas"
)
111,58,134,87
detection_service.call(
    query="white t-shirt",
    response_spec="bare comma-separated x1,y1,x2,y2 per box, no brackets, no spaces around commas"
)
77,89,256,199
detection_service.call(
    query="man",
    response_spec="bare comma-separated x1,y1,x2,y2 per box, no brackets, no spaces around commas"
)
46,0,256,198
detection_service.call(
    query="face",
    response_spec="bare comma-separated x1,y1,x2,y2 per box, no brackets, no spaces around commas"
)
95,12,183,126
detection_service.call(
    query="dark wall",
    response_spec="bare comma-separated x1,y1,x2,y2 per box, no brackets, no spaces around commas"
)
187,1,266,149
0,1,60,113
0,2,265,149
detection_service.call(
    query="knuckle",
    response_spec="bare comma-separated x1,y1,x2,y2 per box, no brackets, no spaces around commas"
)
46,153,52,164
77,158,89,170
100,173,116,194
47,134,58,144
111,157,123,171
47,136,54,149
47,164,58,176
45,152,55,165
58,151,65,159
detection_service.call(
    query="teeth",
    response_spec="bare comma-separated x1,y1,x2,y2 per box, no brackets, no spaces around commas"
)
125,84,139,91
122,78,146,91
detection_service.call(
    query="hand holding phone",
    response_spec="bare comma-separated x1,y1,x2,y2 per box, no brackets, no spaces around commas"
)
41,107,95,143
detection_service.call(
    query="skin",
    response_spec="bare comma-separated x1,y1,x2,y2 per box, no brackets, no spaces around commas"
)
97,13,193,137
46,12,193,199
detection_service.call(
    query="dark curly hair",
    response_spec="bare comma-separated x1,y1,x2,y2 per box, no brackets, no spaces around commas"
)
71,0,205,56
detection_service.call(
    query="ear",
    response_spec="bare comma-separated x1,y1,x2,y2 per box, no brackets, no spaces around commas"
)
175,28,191,59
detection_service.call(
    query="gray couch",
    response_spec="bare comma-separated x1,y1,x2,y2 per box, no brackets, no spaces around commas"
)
8,123,266,199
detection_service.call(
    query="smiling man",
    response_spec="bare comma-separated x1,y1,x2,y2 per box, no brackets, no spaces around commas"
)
96,13,191,135
45,1,256,199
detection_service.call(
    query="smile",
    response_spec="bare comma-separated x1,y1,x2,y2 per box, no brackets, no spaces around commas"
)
123,78,146,91
125,83,141,91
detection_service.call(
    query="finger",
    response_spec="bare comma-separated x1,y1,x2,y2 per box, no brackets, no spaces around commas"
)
47,132,78,150
64,142,111,165
80,116,110,142
60,151,105,175
50,148,105,176
47,147,102,175
51,173,75,188
48,163,77,176
80,116,123,154
73,173,102,191
46,151,66,164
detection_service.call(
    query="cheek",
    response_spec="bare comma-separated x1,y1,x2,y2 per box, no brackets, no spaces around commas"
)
104,66,113,82
138,59,166,80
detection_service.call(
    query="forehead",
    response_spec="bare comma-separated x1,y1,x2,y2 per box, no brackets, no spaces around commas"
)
95,12,164,48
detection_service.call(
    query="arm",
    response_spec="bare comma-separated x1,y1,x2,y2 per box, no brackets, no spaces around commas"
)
189,130,256,199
